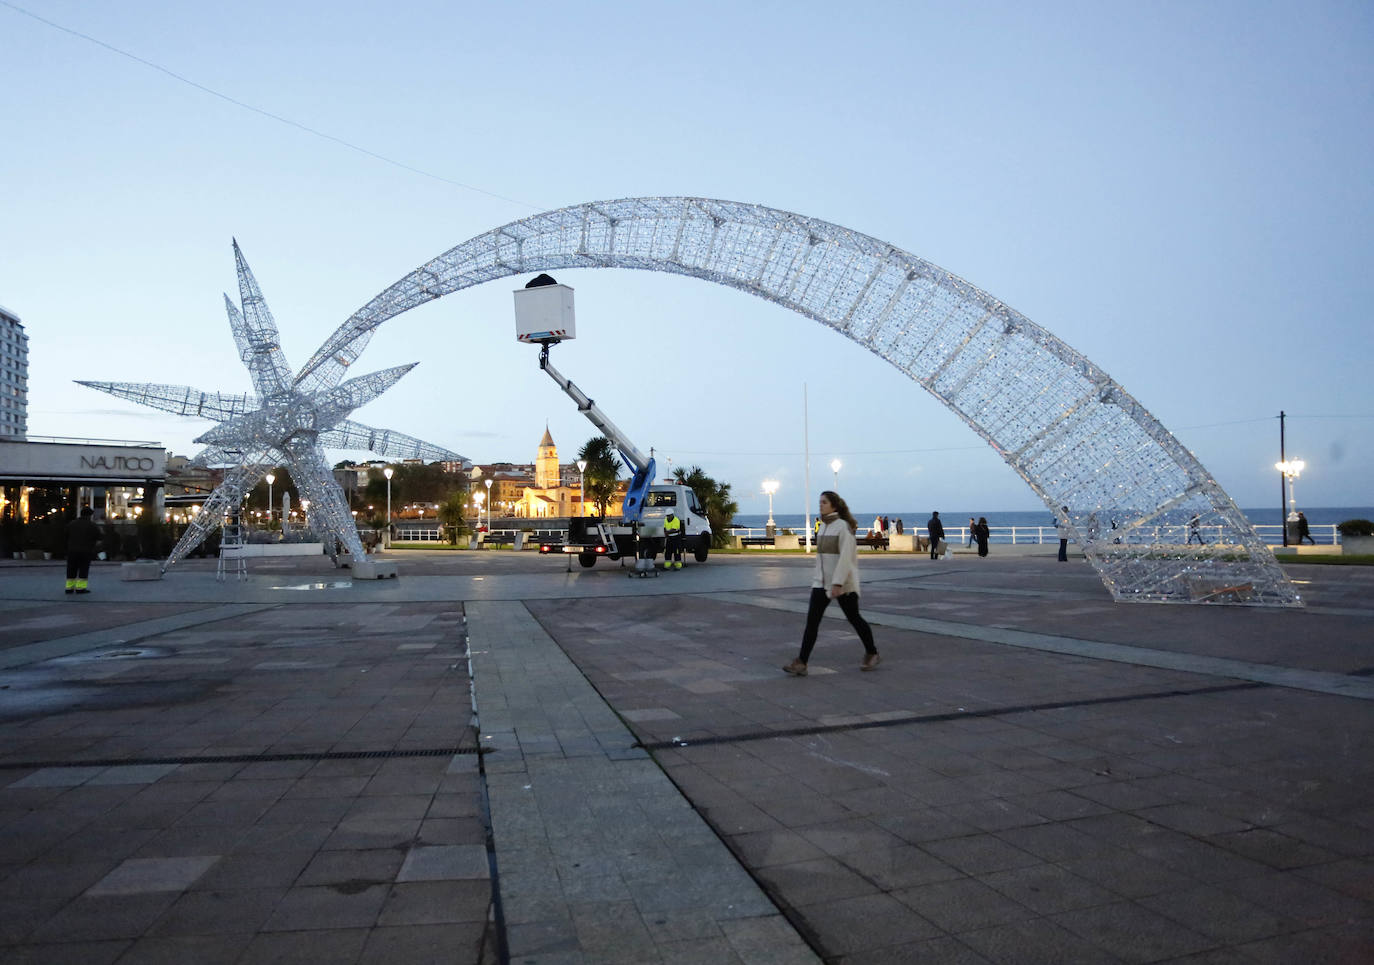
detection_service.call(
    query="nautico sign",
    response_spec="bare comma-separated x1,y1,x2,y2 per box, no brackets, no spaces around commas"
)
81,454,157,472
0,439,166,481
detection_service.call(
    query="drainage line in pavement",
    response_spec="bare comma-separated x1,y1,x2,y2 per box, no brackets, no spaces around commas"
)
0,745,485,771
462,612,511,965
636,681,1268,752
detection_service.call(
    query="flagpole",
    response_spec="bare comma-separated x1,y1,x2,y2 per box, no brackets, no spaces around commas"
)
803,383,813,553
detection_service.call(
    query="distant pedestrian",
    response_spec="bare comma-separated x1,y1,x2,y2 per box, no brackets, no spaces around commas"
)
975,516,990,557
65,507,101,595
1057,507,1070,562
1296,512,1315,545
101,516,119,561
895,518,903,535
783,491,879,676
927,511,945,560
872,515,882,538
966,517,976,548
1188,514,1207,545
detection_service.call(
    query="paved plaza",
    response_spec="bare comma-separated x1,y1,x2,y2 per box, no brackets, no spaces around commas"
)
0,547,1371,963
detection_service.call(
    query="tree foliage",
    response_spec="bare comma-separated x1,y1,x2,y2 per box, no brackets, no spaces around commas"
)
247,467,296,514
672,465,738,547
577,437,623,518
437,490,472,545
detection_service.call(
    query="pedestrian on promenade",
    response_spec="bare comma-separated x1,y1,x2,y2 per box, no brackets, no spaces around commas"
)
966,517,976,547
1188,513,1207,545
895,518,903,535
975,516,990,557
783,490,879,676
65,507,101,595
927,511,945,559
1057,507,1070,562
100,515,120,561
872,515,882,538
1296,512,1316,545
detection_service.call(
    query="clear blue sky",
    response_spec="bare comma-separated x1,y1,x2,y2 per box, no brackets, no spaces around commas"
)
3,0,1371,517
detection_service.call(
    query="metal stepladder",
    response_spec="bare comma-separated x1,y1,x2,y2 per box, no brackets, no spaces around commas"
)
216,473,248,582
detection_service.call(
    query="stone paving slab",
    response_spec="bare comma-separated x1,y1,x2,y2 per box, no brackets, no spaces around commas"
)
2,552,1373,962
468,599,819,964
526,569,1374,964
0,596,494,963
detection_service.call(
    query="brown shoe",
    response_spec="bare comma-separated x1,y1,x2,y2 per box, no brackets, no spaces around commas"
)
861,653,881,671
782,659,808,677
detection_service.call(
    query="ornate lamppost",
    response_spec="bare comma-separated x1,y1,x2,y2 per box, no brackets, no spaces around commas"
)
762,479,779,537
1275,459,1305,543
384,466,394,547
576,459,587,517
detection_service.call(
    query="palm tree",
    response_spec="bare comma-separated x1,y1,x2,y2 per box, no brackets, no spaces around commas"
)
577,437,623,518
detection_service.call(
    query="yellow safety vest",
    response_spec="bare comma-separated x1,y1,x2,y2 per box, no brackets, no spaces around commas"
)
664,517,682,535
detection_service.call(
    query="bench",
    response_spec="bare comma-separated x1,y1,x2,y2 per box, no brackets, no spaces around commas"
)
481,532,517,546
740,536,775,548
856,535,889,550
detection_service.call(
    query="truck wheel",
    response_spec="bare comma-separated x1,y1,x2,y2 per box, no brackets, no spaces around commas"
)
578,552,597,568
694,538,709,563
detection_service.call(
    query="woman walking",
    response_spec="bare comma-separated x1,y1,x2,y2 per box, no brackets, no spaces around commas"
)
783,491,880,676
975,516,990,557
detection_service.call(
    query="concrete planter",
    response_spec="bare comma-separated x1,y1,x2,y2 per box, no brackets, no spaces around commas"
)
1341,535,1374,555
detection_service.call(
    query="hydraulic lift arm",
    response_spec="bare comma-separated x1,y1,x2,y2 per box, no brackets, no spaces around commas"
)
538,342,657,523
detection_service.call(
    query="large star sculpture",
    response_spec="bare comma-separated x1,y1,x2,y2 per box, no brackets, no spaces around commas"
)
79,241,468,571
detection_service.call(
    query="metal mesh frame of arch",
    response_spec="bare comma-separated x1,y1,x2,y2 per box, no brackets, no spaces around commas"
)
300,198,1300,607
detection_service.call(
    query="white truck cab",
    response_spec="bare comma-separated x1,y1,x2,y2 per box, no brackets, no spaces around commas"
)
640,485,712,557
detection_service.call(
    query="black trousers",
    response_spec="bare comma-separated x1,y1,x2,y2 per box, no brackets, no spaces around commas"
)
1058,538,1068,562
66,553,92,580
798,588,876,663
665,533,683,562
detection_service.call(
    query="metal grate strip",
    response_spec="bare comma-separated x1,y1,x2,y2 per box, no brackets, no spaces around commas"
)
636,682,1267,751
0,745,485,771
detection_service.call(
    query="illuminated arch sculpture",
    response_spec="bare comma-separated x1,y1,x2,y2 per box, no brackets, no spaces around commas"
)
303,198,1299,606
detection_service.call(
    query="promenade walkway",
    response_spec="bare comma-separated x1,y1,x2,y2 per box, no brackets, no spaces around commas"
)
0,550,1371,963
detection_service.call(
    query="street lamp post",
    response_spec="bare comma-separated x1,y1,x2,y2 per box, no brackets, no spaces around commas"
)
576,460,587,518
383,467,394,547
265,472,275,525
1275,459,1305,542
830,458,841,490
484,478,493,532
762,480,779,537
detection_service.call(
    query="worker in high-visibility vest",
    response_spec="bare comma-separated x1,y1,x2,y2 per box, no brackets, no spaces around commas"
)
664,512,684,570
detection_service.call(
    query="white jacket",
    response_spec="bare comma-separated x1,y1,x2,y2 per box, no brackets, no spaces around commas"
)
812,517,860,595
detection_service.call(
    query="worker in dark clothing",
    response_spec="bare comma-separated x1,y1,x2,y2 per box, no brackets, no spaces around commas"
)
664,512,684,570
1296,512,1316,545
927,511,945,560
65,507,102,595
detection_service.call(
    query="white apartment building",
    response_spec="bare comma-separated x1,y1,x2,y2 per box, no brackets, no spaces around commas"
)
0,305,27,439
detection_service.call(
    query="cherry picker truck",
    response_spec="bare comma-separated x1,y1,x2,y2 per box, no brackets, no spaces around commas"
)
514,275,712,572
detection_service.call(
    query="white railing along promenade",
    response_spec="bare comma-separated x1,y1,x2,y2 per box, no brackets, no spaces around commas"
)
386,523,1342,547
389,526,566,543
728,523,1341,547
